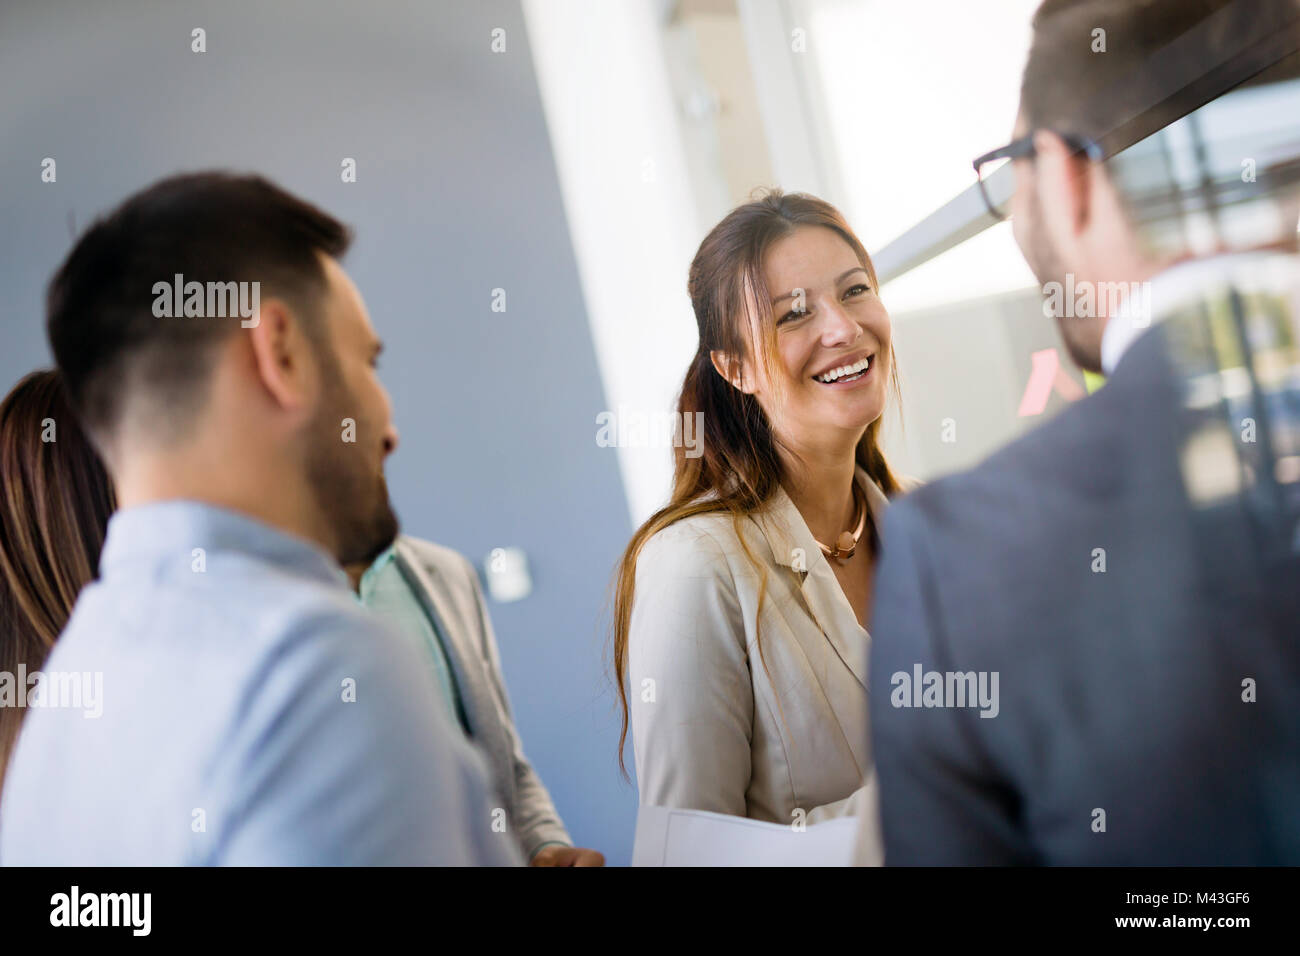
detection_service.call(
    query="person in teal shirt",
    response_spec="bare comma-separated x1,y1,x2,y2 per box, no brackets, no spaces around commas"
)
349,534,605,867
355,544,468,732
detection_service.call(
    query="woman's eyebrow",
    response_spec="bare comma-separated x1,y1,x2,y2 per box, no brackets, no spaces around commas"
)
770,267,868,306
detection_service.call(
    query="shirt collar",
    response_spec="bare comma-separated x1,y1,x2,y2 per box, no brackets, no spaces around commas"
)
1101,250,1300,376
99,499,348,589
356,542,399,602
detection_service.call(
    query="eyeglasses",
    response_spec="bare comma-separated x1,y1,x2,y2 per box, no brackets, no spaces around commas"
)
972,131,1104,221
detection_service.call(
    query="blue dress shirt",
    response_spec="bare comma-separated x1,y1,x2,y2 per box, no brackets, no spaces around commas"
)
0,501,520,866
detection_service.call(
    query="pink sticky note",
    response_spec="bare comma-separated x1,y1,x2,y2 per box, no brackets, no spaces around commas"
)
1018,348,1060,417
1053,364,1085,401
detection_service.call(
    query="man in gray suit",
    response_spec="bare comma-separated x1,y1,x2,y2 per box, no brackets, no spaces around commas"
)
869,0,1300,864
348,536,605,866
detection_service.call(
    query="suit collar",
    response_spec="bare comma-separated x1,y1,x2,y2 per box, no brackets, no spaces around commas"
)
391,536,517,809
391,538,486,736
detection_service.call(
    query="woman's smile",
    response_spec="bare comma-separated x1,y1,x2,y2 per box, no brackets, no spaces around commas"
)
811,352,875,387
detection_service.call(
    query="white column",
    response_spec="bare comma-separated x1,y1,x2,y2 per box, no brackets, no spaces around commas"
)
524,0,704,527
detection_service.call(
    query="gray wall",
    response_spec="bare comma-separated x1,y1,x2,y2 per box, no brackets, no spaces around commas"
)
0,0,638,862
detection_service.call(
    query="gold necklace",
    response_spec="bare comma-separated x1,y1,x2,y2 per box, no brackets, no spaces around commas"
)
814,482,866,562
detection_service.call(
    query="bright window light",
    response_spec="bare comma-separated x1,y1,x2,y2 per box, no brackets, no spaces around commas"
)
803,0,1043,309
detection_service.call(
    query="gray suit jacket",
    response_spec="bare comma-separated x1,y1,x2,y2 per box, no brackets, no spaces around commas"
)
869,314,1300,864
395,535,571,859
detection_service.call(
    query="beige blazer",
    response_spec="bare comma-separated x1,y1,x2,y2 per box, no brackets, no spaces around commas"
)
628,466,888,864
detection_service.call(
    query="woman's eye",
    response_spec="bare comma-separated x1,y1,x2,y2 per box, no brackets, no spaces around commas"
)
844,283,871,299
779,308,809,325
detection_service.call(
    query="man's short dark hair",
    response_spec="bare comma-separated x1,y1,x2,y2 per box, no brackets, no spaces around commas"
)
1022,0,1300,153
46,172,352,444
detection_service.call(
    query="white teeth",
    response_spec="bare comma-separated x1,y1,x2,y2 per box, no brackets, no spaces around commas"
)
815,357,871,383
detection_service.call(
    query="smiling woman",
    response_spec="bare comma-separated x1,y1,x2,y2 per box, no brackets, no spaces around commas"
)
612,190,906,858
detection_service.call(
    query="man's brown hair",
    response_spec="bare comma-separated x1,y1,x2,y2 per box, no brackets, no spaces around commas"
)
46,172,352,446
1022,0,1300,154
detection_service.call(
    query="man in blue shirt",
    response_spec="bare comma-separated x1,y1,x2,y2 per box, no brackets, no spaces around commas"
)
0,172,519,865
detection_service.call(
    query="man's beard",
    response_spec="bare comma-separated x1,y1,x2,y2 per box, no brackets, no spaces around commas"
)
304,391,400,567
1021,192,1105,374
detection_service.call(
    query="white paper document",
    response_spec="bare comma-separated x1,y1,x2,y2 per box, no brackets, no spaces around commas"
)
632,805,858,866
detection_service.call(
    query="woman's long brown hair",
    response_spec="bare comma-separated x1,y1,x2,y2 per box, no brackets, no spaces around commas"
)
0,369,115,795
612,190,902,774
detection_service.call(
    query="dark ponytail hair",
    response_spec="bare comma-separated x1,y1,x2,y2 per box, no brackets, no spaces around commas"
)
0,369,115,796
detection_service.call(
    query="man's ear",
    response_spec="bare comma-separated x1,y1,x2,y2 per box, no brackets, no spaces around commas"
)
1033,129,1093,239
709,349,756,394
245,297,317,416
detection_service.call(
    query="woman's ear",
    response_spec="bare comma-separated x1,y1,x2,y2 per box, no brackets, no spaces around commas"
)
710,350,756,394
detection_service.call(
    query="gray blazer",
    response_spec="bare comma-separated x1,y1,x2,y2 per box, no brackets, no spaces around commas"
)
869,302,1300,864
394,535,571,859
